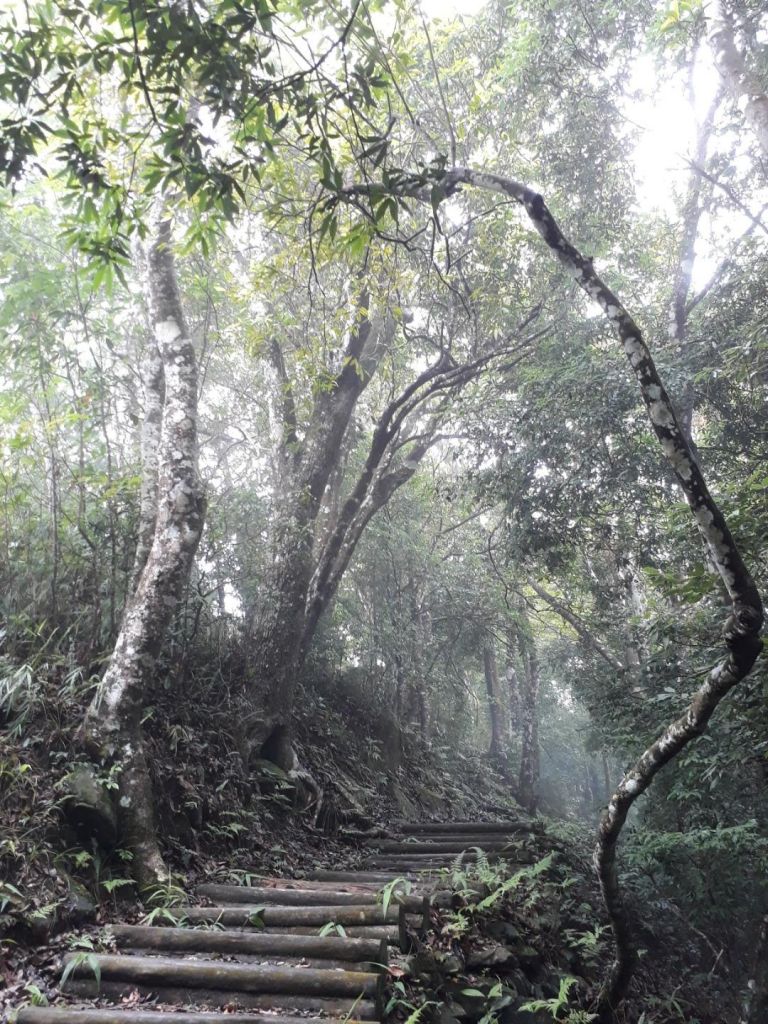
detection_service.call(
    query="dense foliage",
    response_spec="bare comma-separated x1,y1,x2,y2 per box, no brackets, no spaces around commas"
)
1,1,768,1022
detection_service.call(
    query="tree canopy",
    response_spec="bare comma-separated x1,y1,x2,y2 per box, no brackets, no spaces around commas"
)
2,2,768,1022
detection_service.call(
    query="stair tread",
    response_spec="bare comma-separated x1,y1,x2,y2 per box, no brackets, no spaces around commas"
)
19,1011,365,1024
13,821,519,1024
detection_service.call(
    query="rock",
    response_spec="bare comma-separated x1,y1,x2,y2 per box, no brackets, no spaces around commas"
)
61,766,118,846
64,889,98,926
415,786,445,811
466,943,513,968
539,969,565,998
441,1001,467,1021
487,920,523,943
28,908,57,943
506,968,533,996
441,954,464,974
390,781,417,818
451,986,487,1016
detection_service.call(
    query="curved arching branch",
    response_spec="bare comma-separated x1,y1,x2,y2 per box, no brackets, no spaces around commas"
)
430,165,764,1018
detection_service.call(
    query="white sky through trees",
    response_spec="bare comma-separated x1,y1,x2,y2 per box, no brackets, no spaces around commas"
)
418,0,761,291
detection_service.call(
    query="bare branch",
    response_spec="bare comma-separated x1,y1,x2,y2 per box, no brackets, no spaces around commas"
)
528,580,625,673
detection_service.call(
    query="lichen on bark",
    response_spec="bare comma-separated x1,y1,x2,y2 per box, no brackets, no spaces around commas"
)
434,165,763,1018
81,217,205,888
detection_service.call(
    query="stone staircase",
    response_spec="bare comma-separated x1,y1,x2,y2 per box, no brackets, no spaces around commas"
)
16,820,524,1024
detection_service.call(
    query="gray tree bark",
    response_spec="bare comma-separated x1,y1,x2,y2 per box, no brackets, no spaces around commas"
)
528,579,624,672
131,340,165,586
483,644,508,765
246,297,395,768
82,218,205,887
747,912,768,1024
516,622,540,816
668,85,721,440
248,315,512,771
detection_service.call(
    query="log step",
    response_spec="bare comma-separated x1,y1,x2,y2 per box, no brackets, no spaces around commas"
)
260,925,401,942
306,870,423,884
61,953,379,999
196,884,423,910
64,980,378,1019
110,925,387,967
364,852,514,868
394,820,525,834
18,1012,366,1024
241,876,387,892
365,841,519,853
15,827,524,1024
167,904,405,927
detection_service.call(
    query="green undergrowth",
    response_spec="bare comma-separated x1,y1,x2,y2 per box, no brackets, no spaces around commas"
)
388,824,742,1024
0,640,518,946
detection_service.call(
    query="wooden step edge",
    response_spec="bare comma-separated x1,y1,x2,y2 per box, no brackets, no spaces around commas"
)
165,904,402,926
243,925,399,942
305,871,421,883
196,885,380,906
109,925,383,961
365,841,521,851
18,1011,368,1024
195,885,424,912
393,821,527,833
115,949,377,971
111,936,390,975
61,980,379,1020
61,953,378,998
242,877,386,892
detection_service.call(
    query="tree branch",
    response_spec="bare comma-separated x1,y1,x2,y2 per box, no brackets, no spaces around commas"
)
430,164,763,1017
268,337,300,465
528,580,625,673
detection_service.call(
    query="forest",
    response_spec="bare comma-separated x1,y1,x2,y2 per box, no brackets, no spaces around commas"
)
0,1,767,1023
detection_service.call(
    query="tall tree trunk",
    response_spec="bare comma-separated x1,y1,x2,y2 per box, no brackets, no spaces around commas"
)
615,558,644,678
668,85,720,441
248,504,315,769
601,751,612,803
505,643,520,733
517,627,540,815
81,218,205,888
249,316,495,767
132,339,165,586
483,644,507,764
409,574,431,748
245,299,392,764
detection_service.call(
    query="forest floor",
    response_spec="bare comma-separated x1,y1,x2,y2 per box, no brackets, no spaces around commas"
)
0,676,744,1024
